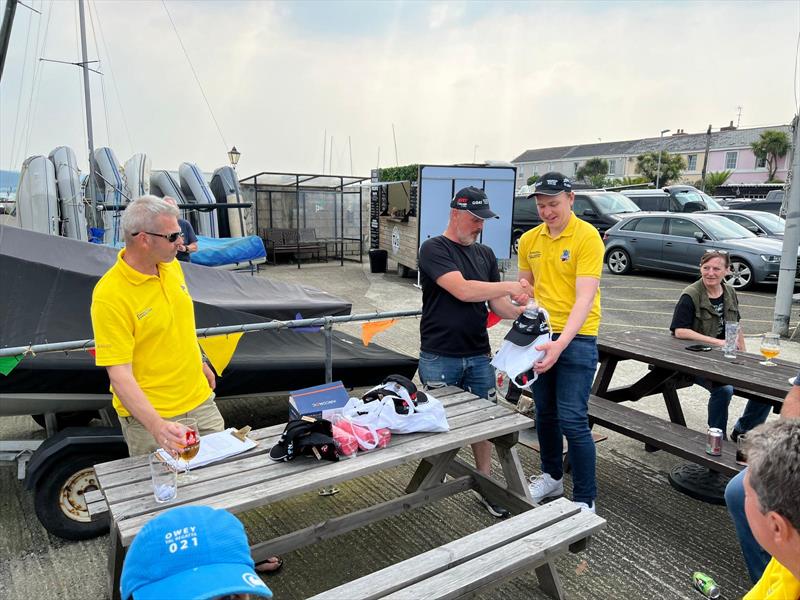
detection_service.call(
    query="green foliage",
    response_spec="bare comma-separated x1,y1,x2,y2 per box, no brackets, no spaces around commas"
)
377,165,419,183
635,151,686,186
697,170,732,195
751,130,790,182
607,176,649,187
576,158,609,188
526,174,540,186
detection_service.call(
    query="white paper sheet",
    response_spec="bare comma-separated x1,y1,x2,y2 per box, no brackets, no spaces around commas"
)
157,428,257,470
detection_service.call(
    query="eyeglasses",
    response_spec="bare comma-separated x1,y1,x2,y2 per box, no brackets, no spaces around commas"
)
136,231,183,243
703,250,729,256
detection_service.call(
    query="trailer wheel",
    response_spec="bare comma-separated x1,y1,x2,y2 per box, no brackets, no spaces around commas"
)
32,411,99,431
33,449,122,540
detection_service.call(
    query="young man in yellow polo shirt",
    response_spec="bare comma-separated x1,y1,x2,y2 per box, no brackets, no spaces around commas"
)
517,172,604,513
741,419,800,599
91,195,223,457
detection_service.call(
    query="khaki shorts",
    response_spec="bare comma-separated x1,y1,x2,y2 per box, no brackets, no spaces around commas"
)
119,394,225,457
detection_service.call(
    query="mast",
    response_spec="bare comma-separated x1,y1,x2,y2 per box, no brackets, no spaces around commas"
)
78,0,98,221
0,0,18,81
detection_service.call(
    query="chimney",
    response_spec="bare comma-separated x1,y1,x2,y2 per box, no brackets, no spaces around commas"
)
720,120,737,131
672,128,687,136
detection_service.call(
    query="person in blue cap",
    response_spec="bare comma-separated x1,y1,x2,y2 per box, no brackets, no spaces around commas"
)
121,505,274,600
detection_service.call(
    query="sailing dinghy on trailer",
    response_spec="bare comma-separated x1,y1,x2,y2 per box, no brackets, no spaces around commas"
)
210,165,248,237
123,153,150,200
180,162,218,237
93,147,127,245
16,156,59,236
48,146,87,241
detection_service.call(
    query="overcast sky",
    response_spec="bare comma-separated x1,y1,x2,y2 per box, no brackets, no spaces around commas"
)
1,0,798,179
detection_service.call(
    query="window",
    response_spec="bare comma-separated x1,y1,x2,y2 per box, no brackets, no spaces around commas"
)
607,159,616,175
724,214,760,234
573,196,592,215
629,195,668,211
755,155,766,168
686,154,697,171
667,217,702,238
632,217,665,234
574,162,579,175
620,219,640,231
725,152,738,170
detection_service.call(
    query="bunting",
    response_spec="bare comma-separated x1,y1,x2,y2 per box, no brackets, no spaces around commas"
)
486,310,502,328
199,333,244,375
0,354,23,376
361,319,397,346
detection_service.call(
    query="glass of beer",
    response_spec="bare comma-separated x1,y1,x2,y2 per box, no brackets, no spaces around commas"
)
759,333,780,366
175,417,200,482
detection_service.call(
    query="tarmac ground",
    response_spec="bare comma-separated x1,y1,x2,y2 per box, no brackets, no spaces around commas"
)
1,255,799,600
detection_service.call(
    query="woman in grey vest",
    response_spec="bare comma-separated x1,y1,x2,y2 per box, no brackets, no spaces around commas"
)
669,250,771,440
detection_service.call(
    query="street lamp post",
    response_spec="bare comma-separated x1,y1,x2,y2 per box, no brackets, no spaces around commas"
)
473,145,479,163
655,129,670,188
227,146,241,170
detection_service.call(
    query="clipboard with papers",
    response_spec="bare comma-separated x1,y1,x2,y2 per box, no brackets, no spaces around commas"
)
156,427,257,470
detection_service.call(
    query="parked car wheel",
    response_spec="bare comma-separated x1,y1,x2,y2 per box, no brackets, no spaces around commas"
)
511,232,522,255
606,248,632,275
726,258,754,290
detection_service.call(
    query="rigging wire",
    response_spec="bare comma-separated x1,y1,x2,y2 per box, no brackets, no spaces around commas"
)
21,0,53,164
91,0,134,156
161,0,229,153
85,0,112,149
7,0,34,170
794,6,800,116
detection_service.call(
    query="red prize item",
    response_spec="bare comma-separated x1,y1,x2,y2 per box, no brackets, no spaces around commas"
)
332,425,358,458
486,310,502,329
335,419,391,451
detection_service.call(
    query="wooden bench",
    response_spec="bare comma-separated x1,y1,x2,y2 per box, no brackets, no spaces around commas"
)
309,497,605,600
261,227,327,263
587,395,742,477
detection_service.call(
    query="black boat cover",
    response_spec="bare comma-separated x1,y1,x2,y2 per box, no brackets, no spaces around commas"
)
0,225,417,398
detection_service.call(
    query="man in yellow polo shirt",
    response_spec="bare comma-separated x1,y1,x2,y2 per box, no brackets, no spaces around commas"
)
741,419,800,599
91,195,223,457
517,172,604,513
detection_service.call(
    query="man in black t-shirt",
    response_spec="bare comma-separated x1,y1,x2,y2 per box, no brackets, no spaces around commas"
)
418,186,531,518
164,197,198,262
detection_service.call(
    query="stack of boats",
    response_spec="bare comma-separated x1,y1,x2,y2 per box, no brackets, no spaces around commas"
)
15,145,252,247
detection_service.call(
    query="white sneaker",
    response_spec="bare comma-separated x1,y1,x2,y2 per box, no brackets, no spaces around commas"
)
574,500,596,514
528,473,564,503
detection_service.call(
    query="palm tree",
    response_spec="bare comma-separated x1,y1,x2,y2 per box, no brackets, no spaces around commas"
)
700,170,732,195
751,130,790,182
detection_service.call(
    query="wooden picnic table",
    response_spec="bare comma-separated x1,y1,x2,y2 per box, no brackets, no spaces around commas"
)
91,386,536,600
589,329,798,501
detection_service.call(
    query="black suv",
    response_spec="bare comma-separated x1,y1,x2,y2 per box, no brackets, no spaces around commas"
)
621,185,724,212
511,190,640,254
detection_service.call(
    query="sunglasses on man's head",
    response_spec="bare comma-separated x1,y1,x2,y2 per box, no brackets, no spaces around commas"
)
703,250,729,256
136,231,184,243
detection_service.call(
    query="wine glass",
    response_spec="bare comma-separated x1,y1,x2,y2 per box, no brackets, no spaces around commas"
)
759,333,780,367
175,417,200,482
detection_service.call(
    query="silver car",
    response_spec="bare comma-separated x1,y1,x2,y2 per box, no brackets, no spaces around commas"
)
603,212,798,290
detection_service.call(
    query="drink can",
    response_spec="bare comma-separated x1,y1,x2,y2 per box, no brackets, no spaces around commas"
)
706,428,723,456
692,571,720,598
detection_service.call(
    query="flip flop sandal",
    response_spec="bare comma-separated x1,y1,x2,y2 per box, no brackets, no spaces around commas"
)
255,556,284,574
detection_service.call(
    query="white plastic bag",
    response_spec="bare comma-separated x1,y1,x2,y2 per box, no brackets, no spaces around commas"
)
342,389,449,434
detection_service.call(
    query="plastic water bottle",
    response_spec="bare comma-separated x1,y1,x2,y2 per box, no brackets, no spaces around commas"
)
692,572,720,598
523,299,539,318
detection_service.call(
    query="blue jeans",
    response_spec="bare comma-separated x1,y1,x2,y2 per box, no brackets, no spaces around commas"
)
531,334,598,504
724,468,770,583
696,378,772,437
417,351,496,401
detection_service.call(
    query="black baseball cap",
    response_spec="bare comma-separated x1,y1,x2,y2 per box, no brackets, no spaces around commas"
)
504,310,551,346
268,417,338,462
450,186,499,219
528,172,572,197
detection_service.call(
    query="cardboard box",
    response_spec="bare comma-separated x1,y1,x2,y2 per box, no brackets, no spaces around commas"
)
289,381,350,421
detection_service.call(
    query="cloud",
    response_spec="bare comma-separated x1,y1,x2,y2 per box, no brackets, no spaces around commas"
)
1,0,796,179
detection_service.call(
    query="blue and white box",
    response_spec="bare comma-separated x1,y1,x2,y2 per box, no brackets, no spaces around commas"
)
289,380,350,421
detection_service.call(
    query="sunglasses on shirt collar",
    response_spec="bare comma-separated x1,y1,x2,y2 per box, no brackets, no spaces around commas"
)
135,231,184,243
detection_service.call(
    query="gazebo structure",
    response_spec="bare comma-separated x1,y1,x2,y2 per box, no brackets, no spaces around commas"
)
239,172,369,267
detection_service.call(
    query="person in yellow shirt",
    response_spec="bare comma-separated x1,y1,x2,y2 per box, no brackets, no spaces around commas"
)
517,172,604,513
741,419,800,599
91,195,222,457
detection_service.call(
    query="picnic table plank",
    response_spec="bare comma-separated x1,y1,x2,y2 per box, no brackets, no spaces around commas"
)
308,498,581,600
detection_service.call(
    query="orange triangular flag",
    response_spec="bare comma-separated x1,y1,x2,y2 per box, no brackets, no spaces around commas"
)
199,332,244,375
361,319,397,346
